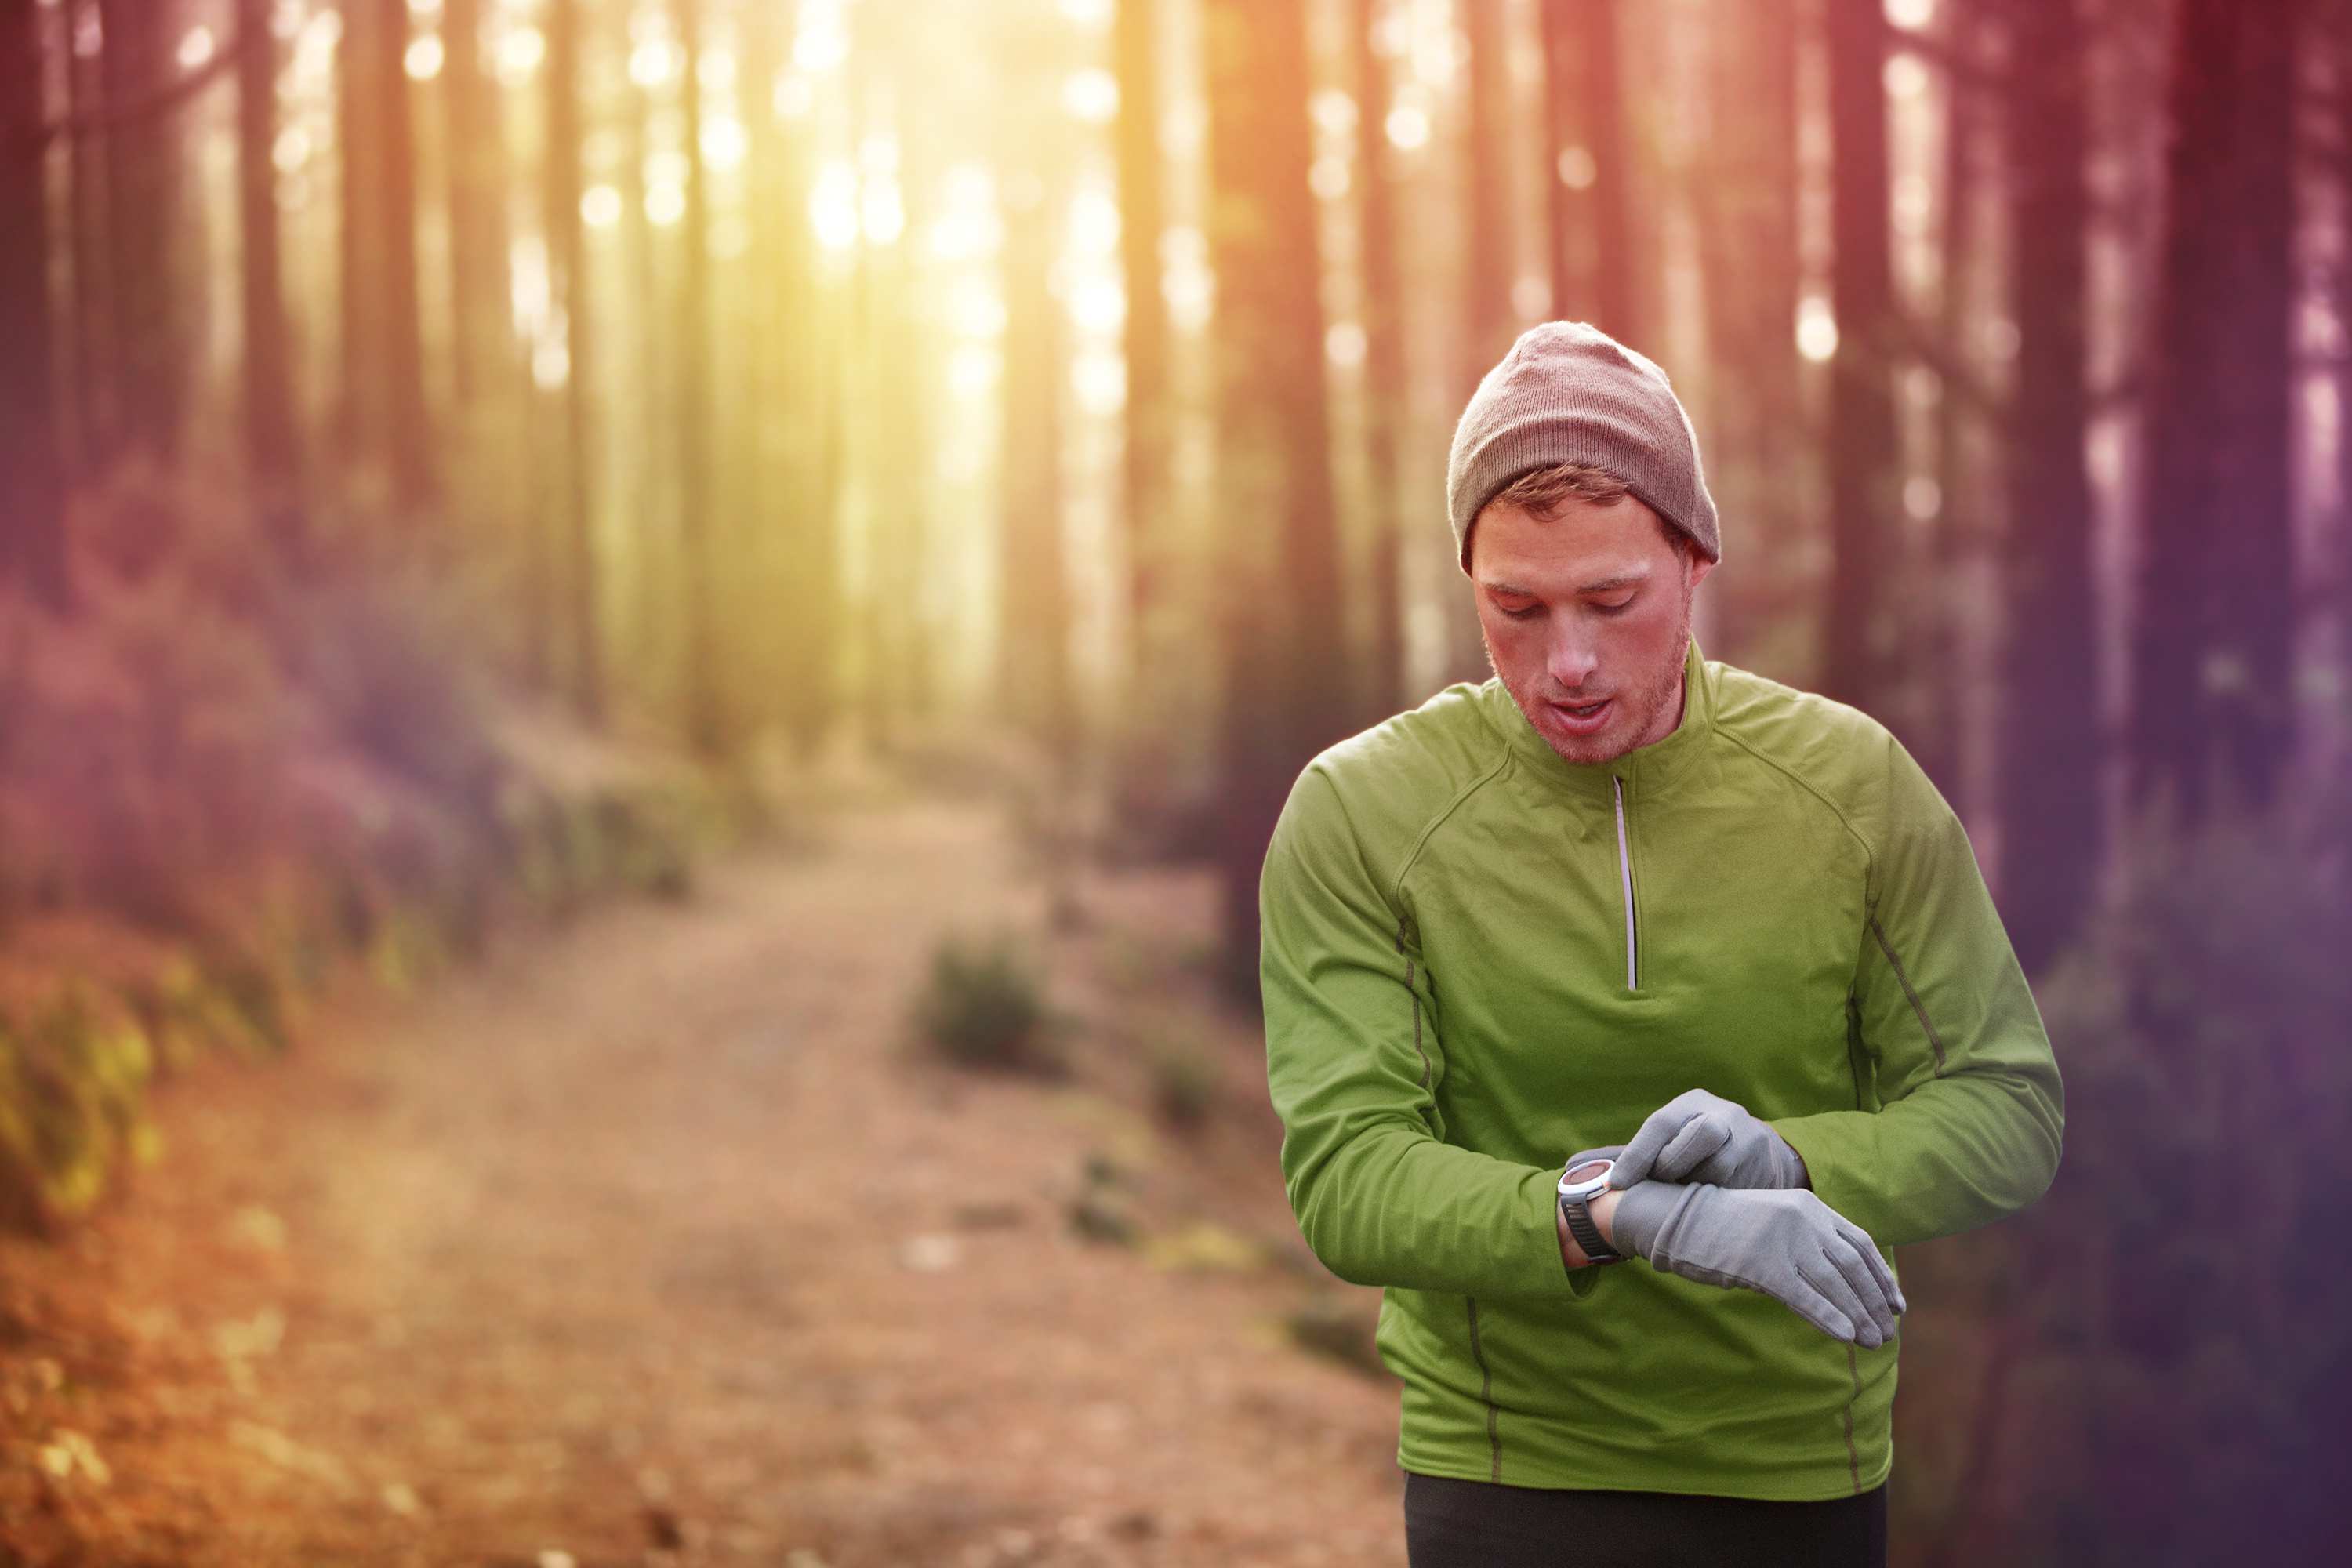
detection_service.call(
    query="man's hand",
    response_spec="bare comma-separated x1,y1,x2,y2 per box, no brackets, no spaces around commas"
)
1608,1181,1906,1347
1608,1088,1809,1190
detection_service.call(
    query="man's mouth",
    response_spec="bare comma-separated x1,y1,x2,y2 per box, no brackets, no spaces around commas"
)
1549,696,1613,731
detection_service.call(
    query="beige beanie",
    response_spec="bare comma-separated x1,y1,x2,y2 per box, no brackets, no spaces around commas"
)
1445,320,1721,575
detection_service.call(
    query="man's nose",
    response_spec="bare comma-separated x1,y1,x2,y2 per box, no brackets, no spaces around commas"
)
1547,627,1599,691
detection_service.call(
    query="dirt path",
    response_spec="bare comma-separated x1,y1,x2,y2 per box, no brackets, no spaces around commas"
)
1,798,1407,1566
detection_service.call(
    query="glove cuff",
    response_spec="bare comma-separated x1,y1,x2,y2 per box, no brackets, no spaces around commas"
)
1608,1179,1700,1263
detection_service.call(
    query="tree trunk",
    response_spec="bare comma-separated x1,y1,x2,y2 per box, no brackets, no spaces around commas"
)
336,0,378,448
1450,0,1515,681
1114,0,1171,700
1691,0,1800,673
441,0,508,407
546,0,601,722
1202,0,1347,997
1996,0,2100,975
63,0,112,476
1821,0,1902,723
372,0,436,512
1542,0,1636,339
236,0,299,518
0,0,70,608
2128,0,2300,828
996,165,1076,779
1355,0,1406,719
96,0,182,463
676,0,721,757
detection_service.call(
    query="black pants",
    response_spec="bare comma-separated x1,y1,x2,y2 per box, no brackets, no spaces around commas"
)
1403,1469,1889,1567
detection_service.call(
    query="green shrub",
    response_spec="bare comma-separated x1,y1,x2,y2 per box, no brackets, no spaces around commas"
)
1147,1034,1219,1133
911,931,1062,1076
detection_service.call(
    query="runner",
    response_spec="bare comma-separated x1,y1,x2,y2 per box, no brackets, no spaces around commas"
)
1259,320,2064,1566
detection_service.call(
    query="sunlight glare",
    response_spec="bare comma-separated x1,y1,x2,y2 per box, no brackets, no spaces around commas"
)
630,38,681,88
1312,89,1358,139
645,183,686,227
1797,297,1838,362
1063,68,1119,124
1070,278,1127,335
812,162,860,250
405,34,445,82
581,184,623,229
495,25,545,85
1073,349,1126,415
1886,0,1936,27
272,126,311,175
1326,321,1367,369
177,26,215,70
796,2,849,74
1558,147,1597,190
949,344,1000,397
1310,155,1349,201
1069,187,1120,257
1385,103,1431,152
863,181,906,245
701,115,749,170
1058,0,1113,30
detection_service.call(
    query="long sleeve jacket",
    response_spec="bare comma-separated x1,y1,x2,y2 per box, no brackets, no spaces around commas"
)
1258,633,2063,1500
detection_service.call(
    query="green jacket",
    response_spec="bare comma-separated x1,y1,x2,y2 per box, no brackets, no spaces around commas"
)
1258,634,2063,1501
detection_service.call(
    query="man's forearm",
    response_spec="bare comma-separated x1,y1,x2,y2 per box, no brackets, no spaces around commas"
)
1557,1185,1628,1269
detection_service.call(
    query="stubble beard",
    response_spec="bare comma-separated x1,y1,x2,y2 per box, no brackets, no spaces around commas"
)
1488,583,1694,768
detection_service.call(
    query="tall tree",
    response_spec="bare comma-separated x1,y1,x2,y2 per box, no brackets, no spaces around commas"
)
441,0,509,406
1354,0,1407,719
1820,0,1903,724
2127,0,2300,828
96,0,183,462
675,0,722,756
0,0,69,608
62,0,112,474
370,0,436,511
1691,0,1800,674
1541,0,1636,339
996,158,1076,779
545,0,601,721
1450,0,1515,683
235,0,299,514
1996,0,2099,974
336,0,379,447
1202,0,1348,993
1114,0,1174,714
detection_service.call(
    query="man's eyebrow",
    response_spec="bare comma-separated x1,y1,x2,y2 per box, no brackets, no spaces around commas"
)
1482,572,1651,597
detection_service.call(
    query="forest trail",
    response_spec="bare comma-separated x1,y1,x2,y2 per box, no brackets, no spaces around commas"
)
1,797,1406,1567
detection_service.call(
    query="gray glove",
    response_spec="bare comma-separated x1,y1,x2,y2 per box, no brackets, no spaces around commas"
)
1608,1181,1906,1348
1608,1087,1808,1190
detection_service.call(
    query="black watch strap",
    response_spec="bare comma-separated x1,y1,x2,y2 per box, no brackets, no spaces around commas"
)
1562,1194,1624,1265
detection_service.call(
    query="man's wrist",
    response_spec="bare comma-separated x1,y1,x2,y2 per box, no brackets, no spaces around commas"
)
1558,1187,1626,1269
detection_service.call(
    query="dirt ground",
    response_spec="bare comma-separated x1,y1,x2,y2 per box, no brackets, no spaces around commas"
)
0,797,1410,1566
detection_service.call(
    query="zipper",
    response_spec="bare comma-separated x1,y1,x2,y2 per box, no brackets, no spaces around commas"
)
1611,774,1638,992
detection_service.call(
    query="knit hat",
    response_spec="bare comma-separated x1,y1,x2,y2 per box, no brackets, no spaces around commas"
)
1445,320,1721,575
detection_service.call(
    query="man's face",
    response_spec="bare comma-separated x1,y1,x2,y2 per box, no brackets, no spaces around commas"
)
1471,492,1714,766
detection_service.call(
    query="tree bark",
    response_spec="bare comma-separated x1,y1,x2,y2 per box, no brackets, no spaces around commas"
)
441,0,508,406
1822,0,1903,723
96,0,183,462
546,0,601,722
1202,0,1347,996
1355,0,1406,719
236,0,299,517
1996,0,2100,975
1114,0,1171,701
371,0,436,512
0,0,70,608
2127,0,2300,828
676,0,722,757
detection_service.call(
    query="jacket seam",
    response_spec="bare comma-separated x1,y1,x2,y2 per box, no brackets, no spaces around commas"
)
1710,724,1885,1003
1392,751,1512,908
1396,918,1433,1094
1465,1296,1502,1482
1868,913,1950,1076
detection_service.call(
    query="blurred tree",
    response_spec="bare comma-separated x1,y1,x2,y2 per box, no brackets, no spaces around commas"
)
996,61,1077,781
675,0,722,757
96,0,184,463
1691,0,1800,675
546,0,602,723
1202,0,1347,995
369,0,435,513
441,0,510,408
740,1,840,764
1114,0,1172,702
1353,0,1407,720
1541,0,1636,342
336,0,379,448
1450,0,1514,684
1997,0,2099,975
0,0,69,608
1822,0,1902,726
2128,0,2300,828
235,0,300,523
61,0,112,475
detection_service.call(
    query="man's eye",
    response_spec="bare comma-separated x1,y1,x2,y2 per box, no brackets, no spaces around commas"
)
1594,599,1635,615
1500,603,1542,620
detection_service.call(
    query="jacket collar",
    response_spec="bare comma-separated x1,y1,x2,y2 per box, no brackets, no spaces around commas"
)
1475,633,1715,805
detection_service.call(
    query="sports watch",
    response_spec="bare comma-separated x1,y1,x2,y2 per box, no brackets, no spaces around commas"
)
1558,1154,1626,1265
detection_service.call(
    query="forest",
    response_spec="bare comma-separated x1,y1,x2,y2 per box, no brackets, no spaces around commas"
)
1,0,2347,1563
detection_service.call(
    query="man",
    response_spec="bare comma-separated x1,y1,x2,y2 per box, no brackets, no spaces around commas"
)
1258,321,2063,1566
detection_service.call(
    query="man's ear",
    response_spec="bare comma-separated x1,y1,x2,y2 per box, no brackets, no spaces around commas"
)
1688,554,1716,593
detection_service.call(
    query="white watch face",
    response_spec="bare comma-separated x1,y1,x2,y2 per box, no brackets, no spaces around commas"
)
1559,1156,1615,1200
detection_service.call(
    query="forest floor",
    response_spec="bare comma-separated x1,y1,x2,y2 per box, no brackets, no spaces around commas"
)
0,790,1410,1567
